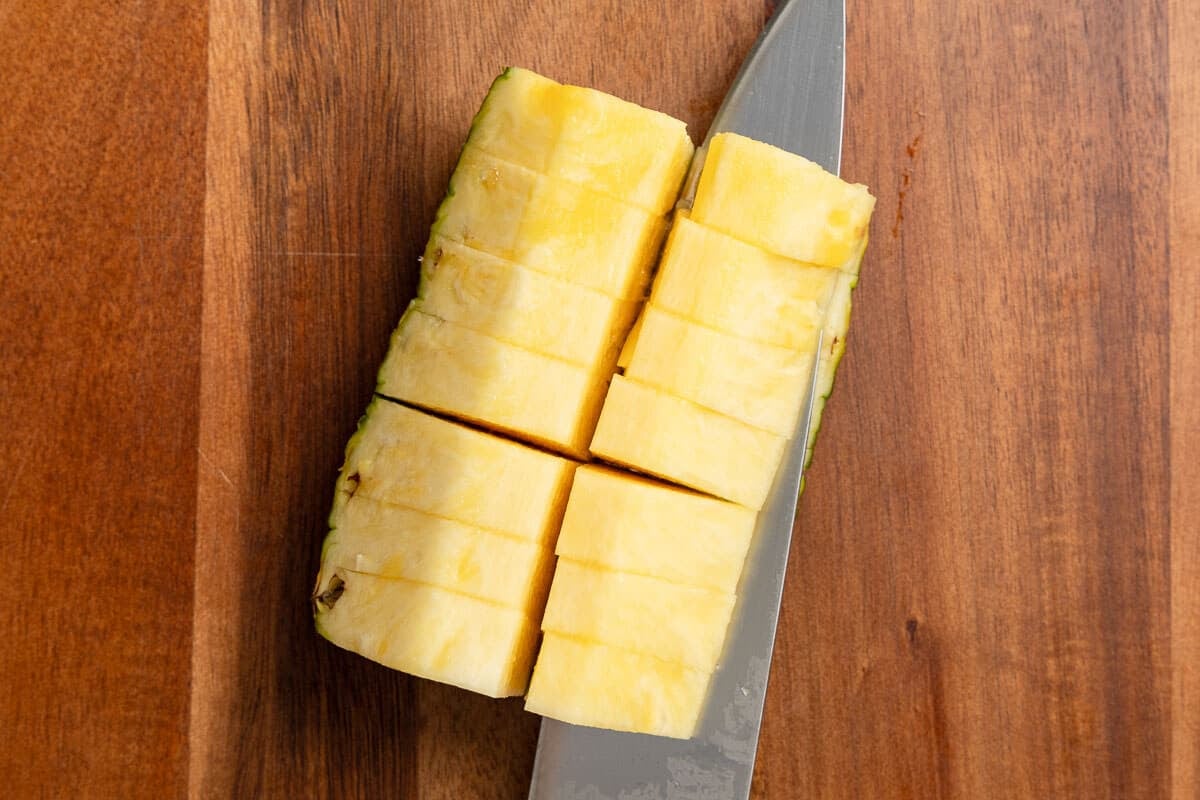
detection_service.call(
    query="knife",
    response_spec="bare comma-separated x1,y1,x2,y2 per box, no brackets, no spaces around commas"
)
526,2,845,798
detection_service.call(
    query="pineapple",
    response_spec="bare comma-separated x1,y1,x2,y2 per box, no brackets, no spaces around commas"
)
554,466,756,593
590,375,788,509
313,399,574,693
690,133,874,268
418,238,639,366
314,570,539,697
648,215,840,349
466,67,694,214
330,398,574,543
540,559,736,671
531,132,874,738
320,496,553,609
525,635,710,739
428,146,666,300
622,307,817,436
376,307,608,457
315,69,695,699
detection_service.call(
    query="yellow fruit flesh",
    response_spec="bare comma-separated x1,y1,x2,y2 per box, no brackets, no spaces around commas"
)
548,84,694,215
541,560,735,671
336,398,575,543
623,307,817,436
431,146,665,299
315,570,539,698
377,308,610,457
590,375,787,509
691,133,875,268
649,216,839,349
525,634,710,739
319,495,553,611
554,466,756,593
466,68,694,214
418,238,638,366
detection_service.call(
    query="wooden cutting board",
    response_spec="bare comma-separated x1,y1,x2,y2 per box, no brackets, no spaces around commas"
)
1,1,1196,797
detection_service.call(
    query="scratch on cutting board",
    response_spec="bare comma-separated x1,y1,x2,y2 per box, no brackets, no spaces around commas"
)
197,447,234,489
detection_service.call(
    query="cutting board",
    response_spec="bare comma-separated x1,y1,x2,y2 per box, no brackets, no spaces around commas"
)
1,0,1196,797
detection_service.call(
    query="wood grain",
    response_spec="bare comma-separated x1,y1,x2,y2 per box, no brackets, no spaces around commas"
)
1171,0,1200,793
0,1,207,797
1,0,1195,798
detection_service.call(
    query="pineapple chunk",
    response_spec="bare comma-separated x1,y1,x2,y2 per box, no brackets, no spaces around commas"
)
430,146,665,299
465,67,561,173
466,67,694,214
691,133,875,267
555,466,757,593
337,398,574,543
590,376,787,509
649,216,840,349
548,84,693,214
318,495,553,611
623,308,817,436
525,634,710,739
314,569,538,697
541,560,735,670
418,238,638,366
377,307,609,457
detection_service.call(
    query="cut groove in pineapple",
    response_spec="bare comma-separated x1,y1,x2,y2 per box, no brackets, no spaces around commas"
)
622,307,818,436
418,237,639,367
691,133,876,268
315,569,540,698
430,146,666,300
555,465,756,594
541,559,736,671
377,307,611,457
319,495,555,611
466,67,694,215
336,398,575,544
649,215,841,349
590,375,787,509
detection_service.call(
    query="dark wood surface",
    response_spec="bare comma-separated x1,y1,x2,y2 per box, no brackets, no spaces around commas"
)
1,1,1195,798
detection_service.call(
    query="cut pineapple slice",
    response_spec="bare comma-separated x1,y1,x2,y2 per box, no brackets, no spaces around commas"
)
466,67,693,214
337,398,574,543
418,238,638,366
525,634,710,739
623,307,817,436
314,570,538,697
465,67,561,173
548,84,693,214
319,495,553,611
590,376,787,509
691,133,875,268
541,560,735,670
429,146,665,299
377,307,610,457
649,216,840,348
555,466,756,593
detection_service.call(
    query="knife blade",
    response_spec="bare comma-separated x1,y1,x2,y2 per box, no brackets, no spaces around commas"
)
528,2,845,798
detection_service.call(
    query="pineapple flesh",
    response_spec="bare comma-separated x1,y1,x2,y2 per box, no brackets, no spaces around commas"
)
525,634,710,739
554,466,756,594
315,68,694,698
531,132,874,738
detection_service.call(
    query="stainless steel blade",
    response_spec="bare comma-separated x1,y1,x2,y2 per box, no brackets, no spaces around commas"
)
529,2,845,797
